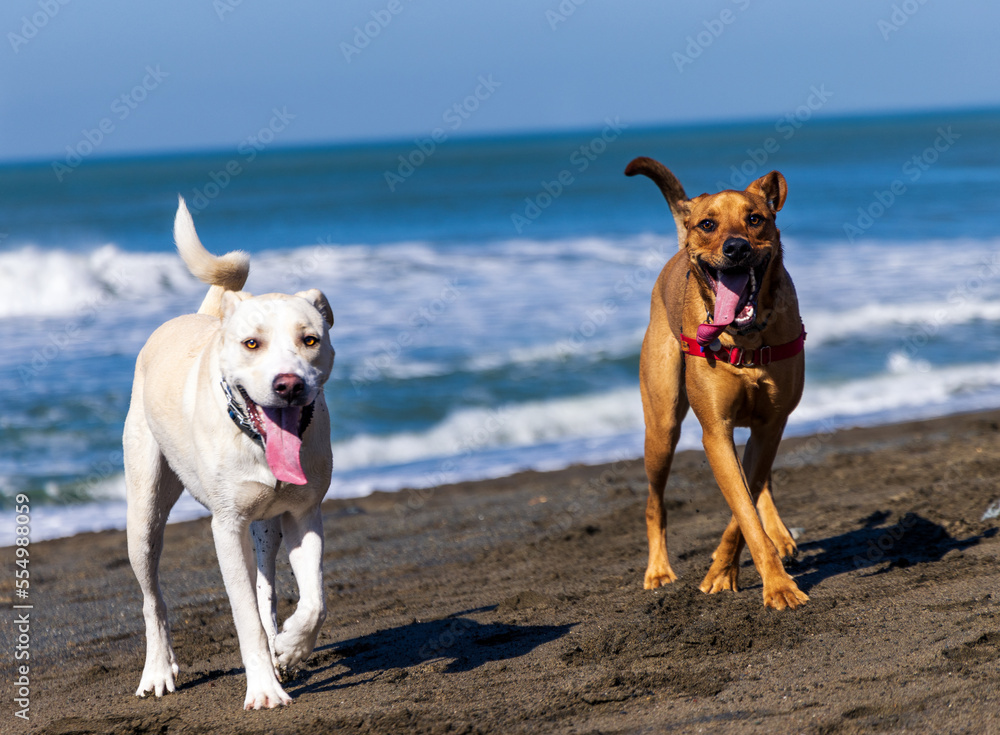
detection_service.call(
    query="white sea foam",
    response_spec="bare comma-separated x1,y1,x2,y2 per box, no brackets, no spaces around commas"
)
331,387,644,471
465,328,648,373
801,300,1000,346
0,489,214,547
794,358,1000,425
6,235,1000,342
0,244,199,319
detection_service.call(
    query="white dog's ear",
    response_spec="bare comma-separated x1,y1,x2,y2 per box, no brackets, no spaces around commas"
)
296,289,334,327
221,290,252,320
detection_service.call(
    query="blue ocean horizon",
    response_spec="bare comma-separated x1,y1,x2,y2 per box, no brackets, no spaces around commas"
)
2,106,999,544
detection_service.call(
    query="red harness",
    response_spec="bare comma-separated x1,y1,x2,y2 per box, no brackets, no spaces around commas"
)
679,327,806,367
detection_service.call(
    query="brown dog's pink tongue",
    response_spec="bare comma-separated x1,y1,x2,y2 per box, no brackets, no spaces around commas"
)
696,270,750,346
260,406,307,485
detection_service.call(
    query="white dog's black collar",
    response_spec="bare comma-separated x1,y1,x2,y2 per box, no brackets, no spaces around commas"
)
221,378,265,447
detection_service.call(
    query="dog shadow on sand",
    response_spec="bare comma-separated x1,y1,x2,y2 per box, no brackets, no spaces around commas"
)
290,610,573,695
787,510,997,593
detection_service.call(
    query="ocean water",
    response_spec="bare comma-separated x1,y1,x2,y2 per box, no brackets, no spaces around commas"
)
2,109,999,545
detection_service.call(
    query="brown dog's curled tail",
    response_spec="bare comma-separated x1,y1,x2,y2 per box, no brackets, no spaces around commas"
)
625,157,690,250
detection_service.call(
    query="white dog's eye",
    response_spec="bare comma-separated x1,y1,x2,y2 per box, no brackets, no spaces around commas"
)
303,335,319,347
242,338,259,350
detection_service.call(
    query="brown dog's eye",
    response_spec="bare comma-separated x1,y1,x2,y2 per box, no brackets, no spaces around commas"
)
698,219,716,233
303,335,319,347
748,213,764,226
243,338,259,350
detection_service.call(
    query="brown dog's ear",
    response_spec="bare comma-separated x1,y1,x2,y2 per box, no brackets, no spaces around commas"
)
746,171,787,214
296,289,334,327
625,157,691,249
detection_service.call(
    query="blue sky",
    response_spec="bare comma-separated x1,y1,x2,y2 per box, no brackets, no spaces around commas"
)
1,0,998,163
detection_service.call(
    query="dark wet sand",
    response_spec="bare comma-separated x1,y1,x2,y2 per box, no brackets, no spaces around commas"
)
4,409,1000,734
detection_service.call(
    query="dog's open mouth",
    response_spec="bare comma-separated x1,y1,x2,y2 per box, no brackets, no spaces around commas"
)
238,387,313,486
696,256,770,345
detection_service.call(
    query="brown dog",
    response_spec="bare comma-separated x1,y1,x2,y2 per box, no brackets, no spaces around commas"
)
625,157,808,610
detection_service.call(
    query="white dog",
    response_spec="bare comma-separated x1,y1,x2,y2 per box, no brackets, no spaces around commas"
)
123,198,335,709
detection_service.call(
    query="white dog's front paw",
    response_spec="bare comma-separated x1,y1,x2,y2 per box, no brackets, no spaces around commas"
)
244,670,292,710
135,654,179,698
274,625,316,672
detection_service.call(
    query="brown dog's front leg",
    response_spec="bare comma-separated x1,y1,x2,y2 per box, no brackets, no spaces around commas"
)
699,426,807,610
701,514,745,594
639,333,688,589
644,484,678,588
702,478,798,595
700,430,763,593
756,482,798,559
701,429,800,592
643,430,682,588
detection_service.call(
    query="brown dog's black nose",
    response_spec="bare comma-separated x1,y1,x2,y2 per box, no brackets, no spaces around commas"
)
273,373,305,401
722,237,751,262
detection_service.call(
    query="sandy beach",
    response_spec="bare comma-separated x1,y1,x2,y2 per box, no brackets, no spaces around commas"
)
4,409,1000,734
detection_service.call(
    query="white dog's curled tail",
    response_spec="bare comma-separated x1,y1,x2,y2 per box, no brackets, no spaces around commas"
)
174,196,250,317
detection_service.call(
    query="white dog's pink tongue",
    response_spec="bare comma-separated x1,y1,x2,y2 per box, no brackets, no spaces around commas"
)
696,270,750,346
260,406,307,485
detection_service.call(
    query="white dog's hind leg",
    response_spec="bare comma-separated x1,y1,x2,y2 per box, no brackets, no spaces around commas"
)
211,516,291,710
252,518,282,672
274,505,327,673
125,421,184,698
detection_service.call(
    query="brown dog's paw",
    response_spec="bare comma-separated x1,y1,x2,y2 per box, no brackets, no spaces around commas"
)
699,563,739,595
760,516,799,560
769,532,798,560
643,565,678,589
762,579,809,610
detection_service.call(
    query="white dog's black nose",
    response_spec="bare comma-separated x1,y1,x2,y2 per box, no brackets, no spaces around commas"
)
273,373,305,401
722,237,752,262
